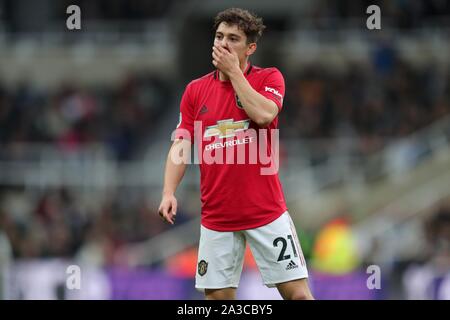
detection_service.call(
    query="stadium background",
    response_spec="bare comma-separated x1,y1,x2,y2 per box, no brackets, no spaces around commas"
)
0,0,450,299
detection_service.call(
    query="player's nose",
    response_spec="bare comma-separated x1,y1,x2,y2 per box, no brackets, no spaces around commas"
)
215,38,228,48
220,43,231,52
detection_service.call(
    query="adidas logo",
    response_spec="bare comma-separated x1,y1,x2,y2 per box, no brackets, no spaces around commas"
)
199,105,209,114
286,260,298,270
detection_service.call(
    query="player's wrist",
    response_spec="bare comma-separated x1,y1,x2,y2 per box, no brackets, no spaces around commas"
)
228,66,243,79
162,190,175,197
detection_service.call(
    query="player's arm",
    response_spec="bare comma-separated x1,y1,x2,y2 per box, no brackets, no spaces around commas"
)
158,138,191,225
228,69,278,128
212,45,278,128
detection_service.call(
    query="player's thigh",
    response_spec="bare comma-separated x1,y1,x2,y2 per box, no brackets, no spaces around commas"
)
244,212,308,287
196,225,246,290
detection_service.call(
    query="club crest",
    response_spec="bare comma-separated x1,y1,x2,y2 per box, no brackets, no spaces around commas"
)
198,260,208,276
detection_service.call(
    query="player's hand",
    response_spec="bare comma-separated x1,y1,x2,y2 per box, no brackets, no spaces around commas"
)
158,194,177,225
212,45,240,76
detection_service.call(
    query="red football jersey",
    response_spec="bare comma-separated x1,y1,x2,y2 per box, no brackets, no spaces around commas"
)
175,64,288,231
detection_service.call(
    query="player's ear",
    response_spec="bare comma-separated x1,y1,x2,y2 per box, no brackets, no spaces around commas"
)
246,43,257,57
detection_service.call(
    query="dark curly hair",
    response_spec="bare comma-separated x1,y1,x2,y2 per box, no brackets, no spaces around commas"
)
213,8,266,44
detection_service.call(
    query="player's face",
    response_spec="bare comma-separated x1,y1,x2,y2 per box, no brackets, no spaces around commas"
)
214,22,256,62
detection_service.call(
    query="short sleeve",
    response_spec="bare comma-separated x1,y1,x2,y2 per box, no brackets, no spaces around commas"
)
173,83,195,141
258,68,285,111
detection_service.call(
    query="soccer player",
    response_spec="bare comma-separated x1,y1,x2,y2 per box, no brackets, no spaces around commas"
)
158,7,314,300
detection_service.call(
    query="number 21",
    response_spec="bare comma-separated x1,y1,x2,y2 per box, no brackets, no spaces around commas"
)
273,235,298,262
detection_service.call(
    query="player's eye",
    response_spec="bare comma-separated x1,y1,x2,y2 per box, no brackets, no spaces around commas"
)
215,34,223,40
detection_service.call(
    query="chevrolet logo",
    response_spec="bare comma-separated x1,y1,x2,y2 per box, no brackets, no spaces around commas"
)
204,119,250,139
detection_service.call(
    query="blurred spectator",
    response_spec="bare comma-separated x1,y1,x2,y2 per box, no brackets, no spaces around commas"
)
311,217,361,275
403,207,450,299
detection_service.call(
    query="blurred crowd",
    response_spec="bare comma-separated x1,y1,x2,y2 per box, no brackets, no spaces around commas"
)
403,206,450,299
2,0,449,31
0,74,171,161
1,0,175,29
1,55,448,161
0,186,174,265
281,43,450,156
301,0,450,29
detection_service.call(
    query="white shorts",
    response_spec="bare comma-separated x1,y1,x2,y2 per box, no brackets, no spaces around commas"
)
195,211,309,290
